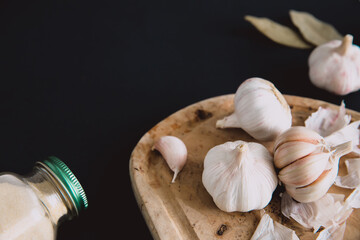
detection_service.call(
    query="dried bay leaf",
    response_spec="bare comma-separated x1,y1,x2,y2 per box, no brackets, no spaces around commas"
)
289,10,343,46
245,15,313,49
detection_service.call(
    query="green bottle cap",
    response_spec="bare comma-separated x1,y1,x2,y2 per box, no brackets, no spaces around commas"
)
41,156,88,213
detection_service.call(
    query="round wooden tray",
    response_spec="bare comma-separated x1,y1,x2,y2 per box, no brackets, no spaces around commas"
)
129,94,360,240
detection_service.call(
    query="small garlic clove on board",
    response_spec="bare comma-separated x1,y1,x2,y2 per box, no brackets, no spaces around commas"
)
216,77,292,141
202,140,278,212
308,34,360,95
152,136,187,183
274,127,353,203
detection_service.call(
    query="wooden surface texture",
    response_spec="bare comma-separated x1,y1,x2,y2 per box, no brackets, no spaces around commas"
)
129,94,360,240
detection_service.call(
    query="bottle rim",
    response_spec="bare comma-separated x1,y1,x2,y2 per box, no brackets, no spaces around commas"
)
37,156,88,214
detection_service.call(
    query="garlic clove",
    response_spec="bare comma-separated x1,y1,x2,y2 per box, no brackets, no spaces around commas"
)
274,126,324,151
274,141,319,168
279,152,330,187
216,78,292,141
152,136,187,183
285,166,337,203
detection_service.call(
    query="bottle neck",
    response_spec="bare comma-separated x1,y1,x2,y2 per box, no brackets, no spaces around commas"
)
24,164,78,225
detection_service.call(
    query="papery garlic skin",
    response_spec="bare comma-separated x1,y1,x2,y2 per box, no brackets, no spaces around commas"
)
309,34,360,95
304,101,360,154
324,120,360,155
335,158,360,189
281,191,353,234
153,136,187,183
216,78,292,141
202,140,278,212
250,213,299,240
305,101,351,137
274,127,352,203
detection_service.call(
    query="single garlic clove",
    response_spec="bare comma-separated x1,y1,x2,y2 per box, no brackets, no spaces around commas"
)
274,126,324,151
152,136,187,183
278,152,330,187
285,167,337,203
274,141,319,168
308,34,360,95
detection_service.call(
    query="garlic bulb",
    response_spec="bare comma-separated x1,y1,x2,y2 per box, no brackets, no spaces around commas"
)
216,78,292,141
153,136,187,183
274,127,352,203
309,34,360,95
202,140,278,212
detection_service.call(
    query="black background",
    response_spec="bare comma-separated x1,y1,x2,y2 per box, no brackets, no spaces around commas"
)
0,0,359,239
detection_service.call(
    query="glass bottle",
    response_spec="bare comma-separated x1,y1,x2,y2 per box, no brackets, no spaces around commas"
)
0,156,88,240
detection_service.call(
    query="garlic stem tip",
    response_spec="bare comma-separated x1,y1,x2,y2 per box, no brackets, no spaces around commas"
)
337,34,354,56
236,143,248,152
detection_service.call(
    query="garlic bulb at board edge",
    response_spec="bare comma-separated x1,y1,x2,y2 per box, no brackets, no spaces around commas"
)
274,126,353,203
309,34,360,95
216,78,292,141
202,140,278,212
152,136,187,183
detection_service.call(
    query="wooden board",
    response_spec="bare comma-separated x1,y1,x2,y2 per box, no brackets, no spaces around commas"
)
129,94,360,240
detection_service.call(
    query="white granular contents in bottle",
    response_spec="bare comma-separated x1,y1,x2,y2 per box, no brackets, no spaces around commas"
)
0,175,54,240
